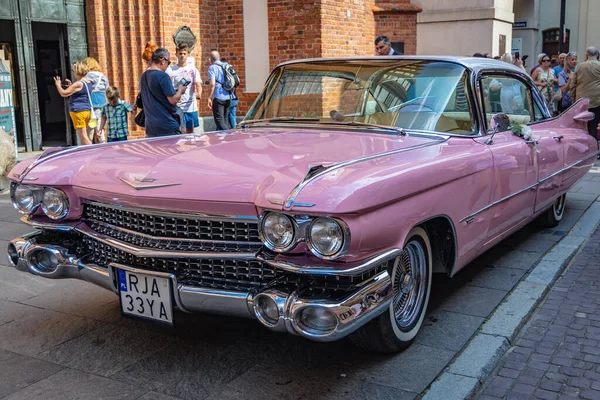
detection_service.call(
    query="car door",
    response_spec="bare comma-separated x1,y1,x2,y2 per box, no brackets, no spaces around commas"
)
478,74,539,244
527,87,565,212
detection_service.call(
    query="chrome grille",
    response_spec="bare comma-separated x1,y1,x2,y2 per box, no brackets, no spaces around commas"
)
88,221,261,253
83,202,261,243
82,236,279,291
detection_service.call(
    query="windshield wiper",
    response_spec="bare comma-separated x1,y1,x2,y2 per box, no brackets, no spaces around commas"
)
321,121,407,136
240,117,320,127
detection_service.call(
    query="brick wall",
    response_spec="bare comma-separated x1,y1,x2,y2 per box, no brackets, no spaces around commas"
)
321,0,375,57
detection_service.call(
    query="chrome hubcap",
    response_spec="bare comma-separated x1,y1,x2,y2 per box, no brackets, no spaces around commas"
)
392,239,427,329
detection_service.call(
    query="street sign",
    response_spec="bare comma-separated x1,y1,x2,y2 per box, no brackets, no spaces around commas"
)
513,21,527,28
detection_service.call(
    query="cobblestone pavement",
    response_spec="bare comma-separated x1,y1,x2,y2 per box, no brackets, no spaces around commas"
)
1,164,600,399
479,226,600,400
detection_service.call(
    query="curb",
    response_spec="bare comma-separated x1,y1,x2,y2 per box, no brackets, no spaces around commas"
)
422,199,600,400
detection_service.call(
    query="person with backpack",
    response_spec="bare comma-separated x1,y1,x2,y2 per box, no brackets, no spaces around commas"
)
208,50,238,130
221,57,239,128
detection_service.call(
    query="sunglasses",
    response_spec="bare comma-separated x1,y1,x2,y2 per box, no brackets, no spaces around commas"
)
162,58,171,65
542,59,551,62
567,52,577,57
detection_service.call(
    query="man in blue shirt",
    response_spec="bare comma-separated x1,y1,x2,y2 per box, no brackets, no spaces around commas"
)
207,50,232,130
140,48,186,137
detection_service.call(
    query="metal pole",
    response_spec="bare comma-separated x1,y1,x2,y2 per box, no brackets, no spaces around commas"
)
559,0,566,53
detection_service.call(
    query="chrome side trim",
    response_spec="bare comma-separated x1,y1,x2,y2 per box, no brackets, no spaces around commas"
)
257,248,400,276
284,139,447,209
84,200,258,222
459,152,599,223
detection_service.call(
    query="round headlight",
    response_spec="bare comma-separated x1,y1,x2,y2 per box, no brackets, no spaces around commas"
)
11,185,38,214
297,306,338,335
41,188,69,220
308,217,346,258
261,212,295,251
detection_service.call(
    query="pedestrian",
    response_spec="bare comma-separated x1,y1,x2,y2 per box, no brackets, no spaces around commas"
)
221,57,238,129
167,44,202,133
83,57,109,143
532,54,557,110
530,53,547,75
139,48,187,137
207,50,232,130
54,61,94,145
553,53,567,80
571,46,600,139
500,52,526,72
557,52,577,113
97,86,134,142
375,36,400,56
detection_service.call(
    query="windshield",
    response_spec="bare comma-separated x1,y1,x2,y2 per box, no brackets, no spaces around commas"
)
245,60,475,135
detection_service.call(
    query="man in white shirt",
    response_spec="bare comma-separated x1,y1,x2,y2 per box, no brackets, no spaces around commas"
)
167,44,202,133
375,36,401,56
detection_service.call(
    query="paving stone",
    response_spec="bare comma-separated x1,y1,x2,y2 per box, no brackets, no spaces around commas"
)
3,368,146,399
415,311,483,352
468,266,527,291
38,325,176,377
0,349,64,398
440,286,508,318
0,308,103,356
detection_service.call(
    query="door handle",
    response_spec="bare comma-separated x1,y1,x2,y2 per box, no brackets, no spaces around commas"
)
525,140,538,145
553,135,564,142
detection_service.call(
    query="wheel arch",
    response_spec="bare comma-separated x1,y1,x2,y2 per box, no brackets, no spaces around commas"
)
418,215,458,276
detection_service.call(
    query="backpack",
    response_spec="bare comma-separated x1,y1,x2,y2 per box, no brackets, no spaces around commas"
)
221,62,240,92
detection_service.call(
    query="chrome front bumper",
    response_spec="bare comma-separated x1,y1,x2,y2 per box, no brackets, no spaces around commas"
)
6,231,395,342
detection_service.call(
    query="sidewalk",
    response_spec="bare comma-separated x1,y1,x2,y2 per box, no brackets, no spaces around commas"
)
479,225,600,400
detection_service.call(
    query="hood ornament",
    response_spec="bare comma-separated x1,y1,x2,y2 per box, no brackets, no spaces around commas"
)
118,176,181,190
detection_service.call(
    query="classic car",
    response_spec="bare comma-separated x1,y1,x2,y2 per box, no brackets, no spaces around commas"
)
5,56,598,353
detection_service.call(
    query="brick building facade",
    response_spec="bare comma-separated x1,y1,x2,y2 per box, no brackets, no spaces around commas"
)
86,0,420,138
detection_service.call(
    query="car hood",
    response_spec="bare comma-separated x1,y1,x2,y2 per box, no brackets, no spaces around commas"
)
14,127,443,213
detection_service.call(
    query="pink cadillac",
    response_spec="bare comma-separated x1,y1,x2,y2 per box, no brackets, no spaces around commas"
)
5,57,598,353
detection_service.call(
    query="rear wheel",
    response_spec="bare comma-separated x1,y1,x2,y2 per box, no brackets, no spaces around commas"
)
349,226,432,353
541,194,566,227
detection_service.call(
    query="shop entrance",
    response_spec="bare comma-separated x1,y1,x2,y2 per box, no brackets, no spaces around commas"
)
32,22,71,148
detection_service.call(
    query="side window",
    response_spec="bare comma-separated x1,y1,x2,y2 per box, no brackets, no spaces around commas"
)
434,72,476,135
481,75,534,128
533,99,548,121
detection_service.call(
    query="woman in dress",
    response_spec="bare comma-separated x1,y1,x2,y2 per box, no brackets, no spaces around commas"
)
54,61,94,145
532,54,558,109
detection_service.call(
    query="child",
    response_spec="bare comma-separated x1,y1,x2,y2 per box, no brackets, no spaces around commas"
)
98,86,134,142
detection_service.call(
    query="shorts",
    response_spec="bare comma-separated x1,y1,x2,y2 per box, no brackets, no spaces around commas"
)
108,136,128,143
69,110,91,129
184,111,199,129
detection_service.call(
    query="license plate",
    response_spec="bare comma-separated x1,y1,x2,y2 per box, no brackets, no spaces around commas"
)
117,270,173,325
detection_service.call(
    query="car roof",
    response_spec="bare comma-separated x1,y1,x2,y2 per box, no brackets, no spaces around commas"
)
275,56,526,74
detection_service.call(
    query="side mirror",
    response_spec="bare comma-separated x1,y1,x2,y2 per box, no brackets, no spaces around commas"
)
574,111,595,122
485,113,510,145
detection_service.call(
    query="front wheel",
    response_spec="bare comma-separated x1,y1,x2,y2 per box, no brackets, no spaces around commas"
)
349,226,432,353
541,194,566,228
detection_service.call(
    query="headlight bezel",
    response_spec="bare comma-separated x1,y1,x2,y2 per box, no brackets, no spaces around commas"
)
259,212,298,252
10,183,44,214
306,216,350,260
41,187,70,220
259,211,351,259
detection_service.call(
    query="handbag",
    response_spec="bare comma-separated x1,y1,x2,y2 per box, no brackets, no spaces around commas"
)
84,82,99,129
134,92,145,127
552,89,563,103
